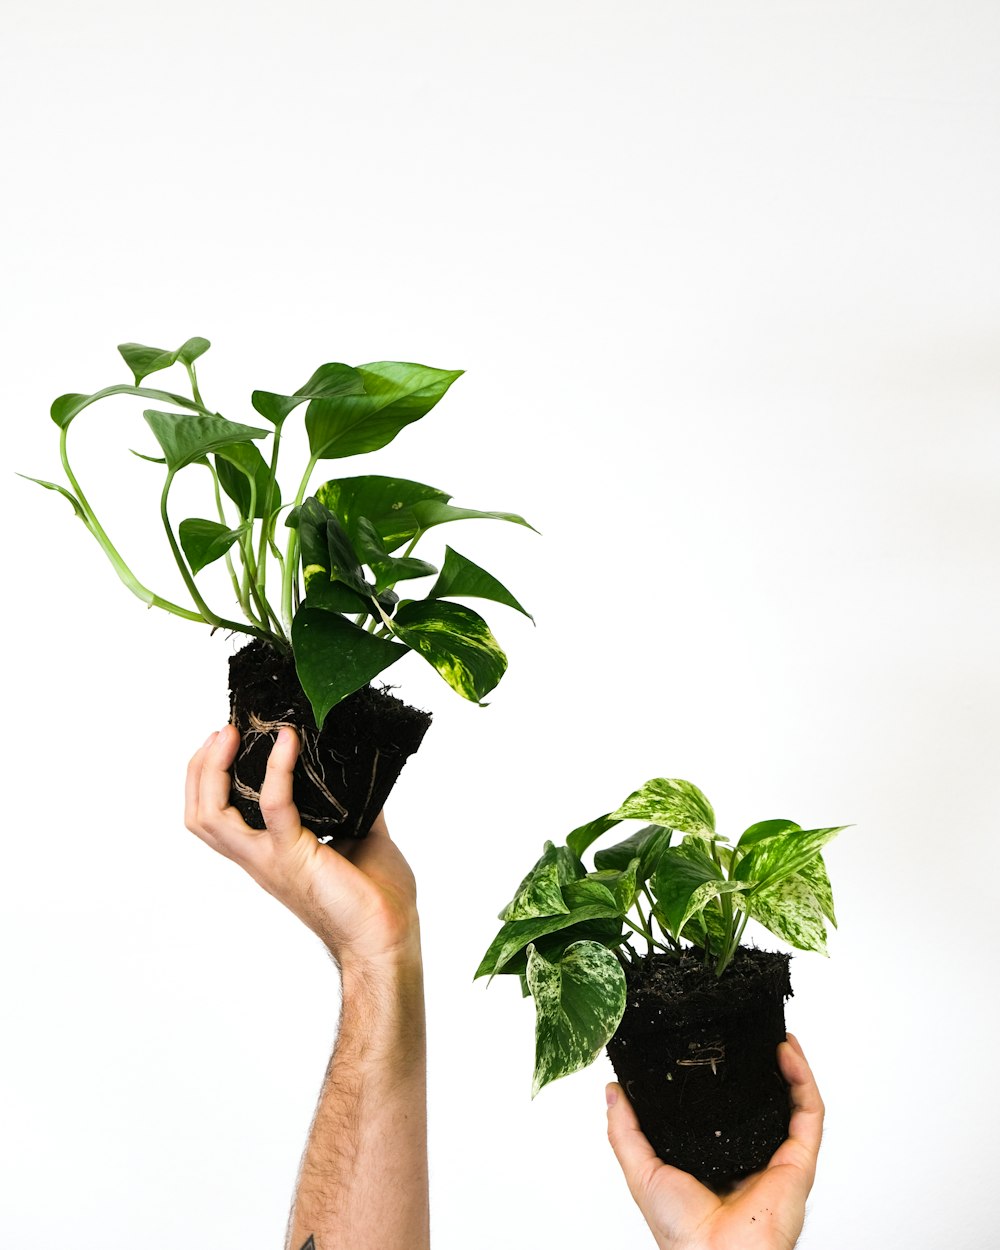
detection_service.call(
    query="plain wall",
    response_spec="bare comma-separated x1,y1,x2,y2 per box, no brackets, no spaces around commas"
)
3,3,998,1248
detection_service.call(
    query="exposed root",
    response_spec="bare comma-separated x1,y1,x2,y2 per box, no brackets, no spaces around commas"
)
676,1041,725,1075
231,708,349,824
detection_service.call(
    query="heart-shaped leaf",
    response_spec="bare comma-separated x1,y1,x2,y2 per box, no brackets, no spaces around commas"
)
178,518,247,573
746,874,829,955
653,845,750,939
390,599,507,703
354,518,437,592
252,363,365,426
475,897,624,981
291,606,407,727
315,476,452,552
499,841,585,922
143,410,268,473
735,826,847,892
612,778,716,836
527,942,627,1096
594,824,673,879
305,362,463,459
429,546,532,620
738,819,801,848
118,337,210,385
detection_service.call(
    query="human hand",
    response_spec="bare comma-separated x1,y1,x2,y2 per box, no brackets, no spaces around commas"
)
184,724,420,973
606,1033,824,1250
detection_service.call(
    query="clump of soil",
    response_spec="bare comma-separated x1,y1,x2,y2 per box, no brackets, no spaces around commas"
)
227,640,432,839
606,947,792,1185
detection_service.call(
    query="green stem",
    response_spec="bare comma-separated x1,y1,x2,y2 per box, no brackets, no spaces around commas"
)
59,425,204,623
207,463,259,624
185,361,205,410
256,421,284,591
622,916,671,954
282,453,319,633
159,471,270,641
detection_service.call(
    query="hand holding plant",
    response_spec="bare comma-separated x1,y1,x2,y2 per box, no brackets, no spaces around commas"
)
606,1034,824,1250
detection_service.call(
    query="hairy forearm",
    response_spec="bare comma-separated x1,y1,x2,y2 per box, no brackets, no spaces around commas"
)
285,942,429,1250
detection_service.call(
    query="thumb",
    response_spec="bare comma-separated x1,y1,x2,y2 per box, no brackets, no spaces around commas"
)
258,726,303,845
606,1083,661,1194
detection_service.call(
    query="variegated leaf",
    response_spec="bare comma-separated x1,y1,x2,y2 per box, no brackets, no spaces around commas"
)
747,875,829,954
797,854,837,927
390,599,506,703
589,857,641,912
315,475,452,552
499,841,583,922
653,845,748,939
738,818,801,848
735,826,847,892
611,778,715,835
527,942,627,1096
475,901,623,980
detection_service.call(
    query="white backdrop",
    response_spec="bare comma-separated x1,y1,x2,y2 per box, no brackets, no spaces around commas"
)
3,3,998,1248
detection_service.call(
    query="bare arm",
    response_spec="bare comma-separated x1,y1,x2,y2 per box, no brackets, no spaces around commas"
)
185,725,429,1250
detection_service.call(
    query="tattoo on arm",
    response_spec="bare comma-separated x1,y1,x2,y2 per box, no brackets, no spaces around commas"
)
298,1238,316,1250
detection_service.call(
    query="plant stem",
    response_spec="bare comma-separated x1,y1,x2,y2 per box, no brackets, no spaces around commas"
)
185,361,205,410
206,463,260,625
622,916,671,954
59,426,205,623
256,420,284,592
281,453,319,633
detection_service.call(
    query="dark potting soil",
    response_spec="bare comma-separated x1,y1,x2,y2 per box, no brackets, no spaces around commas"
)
606,946,793,1185
227,640,432,840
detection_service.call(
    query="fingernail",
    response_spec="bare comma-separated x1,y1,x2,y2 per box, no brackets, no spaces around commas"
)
605,1084,618,1107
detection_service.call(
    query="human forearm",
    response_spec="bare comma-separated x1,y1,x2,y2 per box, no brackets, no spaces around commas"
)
285,942,429,1250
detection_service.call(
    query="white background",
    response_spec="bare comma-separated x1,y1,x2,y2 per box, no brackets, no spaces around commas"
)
3,2,998,1248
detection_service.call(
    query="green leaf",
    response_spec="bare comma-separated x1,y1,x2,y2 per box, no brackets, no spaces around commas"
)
305,579,374,615
291,606,407,727
796,854,837,927
562,877,620,910
735,826,847,892
178,518,247,574
652,845,748,939
143,410,268,473
18,474,87,521
315,475,452,552
589,858,641,912
738,819,801,848
499,841,584,922
612,778,716,836
746,875,829,955
51,384,205,429
391,599,507,703
118,337,210,385
354,518,437,593
305,361,463,459
214,442,279,519
252,363,365,426
129,449,167,464
594,824,672,879
475,901,624,980
527,942,627,1096
566,813,622,859
428,546,533,620
408,498,537,535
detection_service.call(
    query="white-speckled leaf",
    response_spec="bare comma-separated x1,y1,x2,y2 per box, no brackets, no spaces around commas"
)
527,942,627,1096
736,826,847,892
566,813,621,858
589,858,641,912
500,842,584,921
797,854,837,927
475,900,623,980
747,875,829,954
391,599,506,703
611,778,715,835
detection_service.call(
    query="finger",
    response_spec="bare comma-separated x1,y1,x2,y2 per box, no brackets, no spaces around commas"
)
199,723,241,816
258,726,303,845
606,1084,716,1230
185,731,218,829
769,1037,824,1177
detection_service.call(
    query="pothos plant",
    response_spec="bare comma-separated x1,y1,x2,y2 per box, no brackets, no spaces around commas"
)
476,777,845,1095
22,337,535,727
